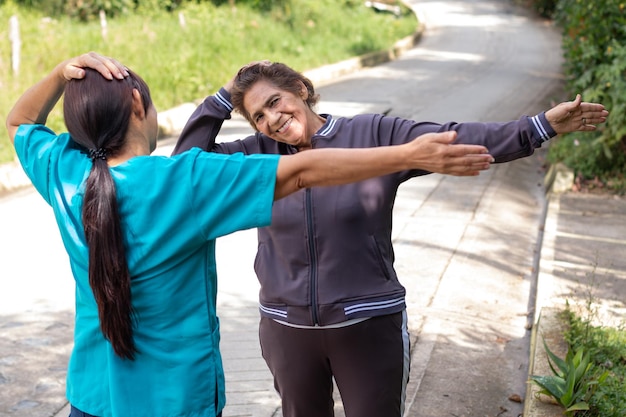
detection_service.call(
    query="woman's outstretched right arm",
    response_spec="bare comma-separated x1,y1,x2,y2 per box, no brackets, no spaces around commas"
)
274,131,494,200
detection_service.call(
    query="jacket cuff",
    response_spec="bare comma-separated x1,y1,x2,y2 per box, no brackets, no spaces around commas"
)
215,87,233,113
528,111,557,144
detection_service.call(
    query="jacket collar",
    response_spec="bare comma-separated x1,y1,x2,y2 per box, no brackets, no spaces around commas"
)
315,114,337,137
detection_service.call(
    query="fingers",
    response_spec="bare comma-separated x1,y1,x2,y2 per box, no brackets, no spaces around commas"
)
578,105,609,131
572,94,608,125
411,131,494,176
447,146,493,176
62,63,87,81
581,113,608,126
449,153,494,176
63,52,128,81
547,93,609,134
580,107,609,122
427,131,492,158
85,51,128,80
580,102,606,112
445,143,490,157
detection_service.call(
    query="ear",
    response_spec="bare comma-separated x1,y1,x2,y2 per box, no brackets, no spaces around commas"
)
131,89,147,120
298,81,308,100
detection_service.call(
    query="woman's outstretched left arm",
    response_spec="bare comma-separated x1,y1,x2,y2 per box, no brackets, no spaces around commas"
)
6,52,128,143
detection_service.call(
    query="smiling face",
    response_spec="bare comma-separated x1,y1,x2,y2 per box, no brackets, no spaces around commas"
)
243,79,324,150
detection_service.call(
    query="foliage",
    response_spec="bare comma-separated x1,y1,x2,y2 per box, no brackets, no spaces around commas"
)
546,0,626,194
15,0,132,19
514,0,558,18
0,0,416,163
517,0,626,194
531,337,609,416
560,307,626,417
12,0,184,20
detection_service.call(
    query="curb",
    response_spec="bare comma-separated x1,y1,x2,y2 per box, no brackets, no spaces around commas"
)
521,165,575,417
301,29,423,89
524,307,570,417
156,22,425,138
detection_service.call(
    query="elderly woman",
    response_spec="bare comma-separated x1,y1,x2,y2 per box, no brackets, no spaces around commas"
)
172,61,607,417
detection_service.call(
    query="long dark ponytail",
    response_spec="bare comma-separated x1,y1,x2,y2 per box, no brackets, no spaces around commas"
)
63,68,152,360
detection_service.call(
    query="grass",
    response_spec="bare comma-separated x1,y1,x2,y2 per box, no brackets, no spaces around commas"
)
560,306,626,417
0,0,417,163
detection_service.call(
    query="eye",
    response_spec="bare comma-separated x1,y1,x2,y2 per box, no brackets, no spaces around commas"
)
270,97,279,107
254,113,264,124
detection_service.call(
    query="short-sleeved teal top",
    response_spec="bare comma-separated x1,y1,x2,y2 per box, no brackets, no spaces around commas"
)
14,124,280,417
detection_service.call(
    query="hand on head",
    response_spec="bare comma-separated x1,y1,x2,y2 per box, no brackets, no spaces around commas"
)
545,94,609,134
406,131,494,176
226,60,272,93
62,52,129,82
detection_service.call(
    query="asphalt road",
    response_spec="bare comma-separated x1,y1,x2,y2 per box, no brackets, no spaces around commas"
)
0,0,565,416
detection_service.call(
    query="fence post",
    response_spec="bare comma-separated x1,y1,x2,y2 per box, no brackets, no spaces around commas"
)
9,15,21,75
99,10,108,39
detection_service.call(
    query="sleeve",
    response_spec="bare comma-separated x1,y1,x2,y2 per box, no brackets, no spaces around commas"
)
171,87,234,155
186,151,280,240
441,113,556,163
13,124,60,204
373,111,556,164
172,87,268,157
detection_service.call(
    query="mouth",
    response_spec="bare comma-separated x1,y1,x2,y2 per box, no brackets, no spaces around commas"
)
276,117,293,134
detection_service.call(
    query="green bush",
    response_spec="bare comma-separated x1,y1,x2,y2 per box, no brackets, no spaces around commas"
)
547,0,626,194
14,0,135,20
531,338,609,416
560,307,626,417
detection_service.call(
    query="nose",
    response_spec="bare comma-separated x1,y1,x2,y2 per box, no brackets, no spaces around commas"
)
267,109,282,130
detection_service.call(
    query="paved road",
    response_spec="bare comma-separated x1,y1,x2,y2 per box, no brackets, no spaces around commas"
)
0,0,565,416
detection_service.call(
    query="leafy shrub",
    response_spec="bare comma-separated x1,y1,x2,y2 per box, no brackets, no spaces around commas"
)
560,307,626,417
13,0,184,20
531,338,609,416
547,0,626,194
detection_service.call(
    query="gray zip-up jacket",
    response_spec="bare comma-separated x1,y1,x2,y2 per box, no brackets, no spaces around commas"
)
172,88,556,326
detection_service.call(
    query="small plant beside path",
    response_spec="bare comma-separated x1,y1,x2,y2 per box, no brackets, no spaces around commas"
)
531,338,609,416
531,305,626,417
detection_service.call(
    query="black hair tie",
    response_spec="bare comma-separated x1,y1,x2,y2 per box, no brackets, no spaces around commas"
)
88,148,107,161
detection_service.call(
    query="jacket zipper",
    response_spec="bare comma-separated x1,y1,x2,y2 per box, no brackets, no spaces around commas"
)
305,188,319,325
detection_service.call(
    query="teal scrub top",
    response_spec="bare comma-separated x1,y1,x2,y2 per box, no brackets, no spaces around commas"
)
14,124,280,417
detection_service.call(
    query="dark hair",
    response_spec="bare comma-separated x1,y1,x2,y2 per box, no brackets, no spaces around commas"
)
231,62,320,127
63,68,152,360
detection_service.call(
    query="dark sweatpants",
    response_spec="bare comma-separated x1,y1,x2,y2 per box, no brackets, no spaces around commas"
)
259,311,410,417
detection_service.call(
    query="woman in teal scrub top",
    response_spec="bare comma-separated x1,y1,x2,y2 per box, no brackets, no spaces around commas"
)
6,52,494,417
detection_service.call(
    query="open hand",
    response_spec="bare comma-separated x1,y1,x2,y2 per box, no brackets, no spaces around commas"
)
407,131,494,176
545,94,609,134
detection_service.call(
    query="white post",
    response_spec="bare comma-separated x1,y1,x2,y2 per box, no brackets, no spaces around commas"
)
9,15,21,75
178,12,186,28
99,10,108,39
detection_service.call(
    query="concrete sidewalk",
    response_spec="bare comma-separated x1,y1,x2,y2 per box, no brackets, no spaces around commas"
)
524,169,626,416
